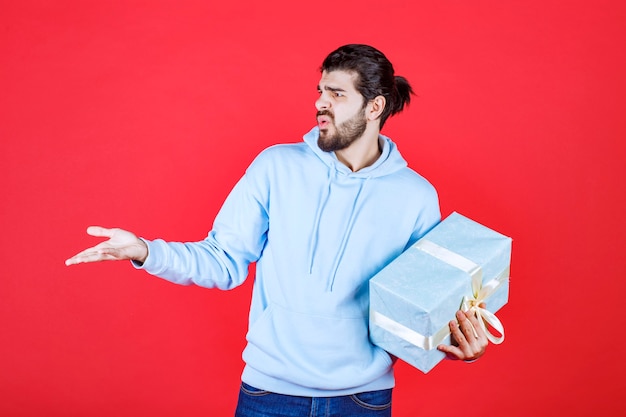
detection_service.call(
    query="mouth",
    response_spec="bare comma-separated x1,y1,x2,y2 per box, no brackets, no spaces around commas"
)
317,114,333,130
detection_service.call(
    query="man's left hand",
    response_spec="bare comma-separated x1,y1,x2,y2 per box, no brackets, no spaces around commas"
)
437,308,488,362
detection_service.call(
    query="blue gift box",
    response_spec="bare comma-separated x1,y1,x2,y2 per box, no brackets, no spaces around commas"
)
369,212,512,373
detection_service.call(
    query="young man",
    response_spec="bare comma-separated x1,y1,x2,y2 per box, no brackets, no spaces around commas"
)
66,44,488,416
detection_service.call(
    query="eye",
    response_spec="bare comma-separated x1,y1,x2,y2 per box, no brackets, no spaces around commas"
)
333,91,343,98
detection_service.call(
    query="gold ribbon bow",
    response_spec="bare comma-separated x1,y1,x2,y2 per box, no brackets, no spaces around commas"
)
460,267,506,344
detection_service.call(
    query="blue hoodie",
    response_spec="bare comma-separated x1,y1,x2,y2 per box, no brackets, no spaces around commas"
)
136,127,440,396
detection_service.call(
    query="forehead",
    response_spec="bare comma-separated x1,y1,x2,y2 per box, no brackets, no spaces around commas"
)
318,70,359,93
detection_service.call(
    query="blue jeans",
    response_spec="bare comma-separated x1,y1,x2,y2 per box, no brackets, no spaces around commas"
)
235,382,392,417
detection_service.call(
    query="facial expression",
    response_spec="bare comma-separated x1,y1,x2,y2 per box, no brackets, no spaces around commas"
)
316,70,367,152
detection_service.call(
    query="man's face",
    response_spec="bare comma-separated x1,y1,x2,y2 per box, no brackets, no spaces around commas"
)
316,70,367,152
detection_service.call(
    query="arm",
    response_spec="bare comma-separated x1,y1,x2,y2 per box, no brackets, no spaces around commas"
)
65,153,271,290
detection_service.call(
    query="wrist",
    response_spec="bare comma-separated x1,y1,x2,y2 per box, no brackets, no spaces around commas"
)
135,238,149,265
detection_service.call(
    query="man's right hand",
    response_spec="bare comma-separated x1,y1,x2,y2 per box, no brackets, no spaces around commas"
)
65,226,148,266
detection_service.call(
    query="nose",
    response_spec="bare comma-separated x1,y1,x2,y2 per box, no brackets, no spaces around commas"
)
315,93,330,111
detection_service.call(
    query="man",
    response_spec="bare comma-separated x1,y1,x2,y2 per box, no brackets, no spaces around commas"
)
66,44,488,416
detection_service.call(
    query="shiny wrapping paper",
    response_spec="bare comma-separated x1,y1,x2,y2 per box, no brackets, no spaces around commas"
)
369,212,512,373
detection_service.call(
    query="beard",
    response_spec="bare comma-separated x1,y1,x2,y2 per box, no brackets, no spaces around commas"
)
317,107,367,152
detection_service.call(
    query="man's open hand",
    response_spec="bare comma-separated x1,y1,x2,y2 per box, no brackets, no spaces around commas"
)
65,226,148,266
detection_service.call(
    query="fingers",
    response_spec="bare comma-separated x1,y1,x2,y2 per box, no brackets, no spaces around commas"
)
456,310,488,352
437,321,463,359
437,310,488,361
65,227,115,266
65,251,99,266
457,310,478,339
464,309,487,338
65,247,106,265
65,247,123,266
86,226,114,238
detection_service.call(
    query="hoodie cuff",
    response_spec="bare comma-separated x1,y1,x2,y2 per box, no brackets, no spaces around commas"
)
131,238,162,272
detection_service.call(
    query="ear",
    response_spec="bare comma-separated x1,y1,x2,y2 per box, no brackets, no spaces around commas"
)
367,95,386,122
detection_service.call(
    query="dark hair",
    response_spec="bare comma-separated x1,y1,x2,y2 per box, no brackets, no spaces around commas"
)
320,44,414,128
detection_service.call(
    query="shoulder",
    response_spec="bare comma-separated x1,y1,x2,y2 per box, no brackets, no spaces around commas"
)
385,166,439,199
385,166,440,228
244,143,314,183
395,168,441,242
260,142,309,158
249,143,309,167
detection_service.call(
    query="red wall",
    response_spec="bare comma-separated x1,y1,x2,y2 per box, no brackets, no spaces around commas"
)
2,1,625,416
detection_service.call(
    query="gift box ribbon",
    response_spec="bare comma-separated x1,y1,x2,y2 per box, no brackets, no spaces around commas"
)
371,238,508,350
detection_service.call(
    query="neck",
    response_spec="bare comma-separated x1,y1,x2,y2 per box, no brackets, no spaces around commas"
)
335,125,381,172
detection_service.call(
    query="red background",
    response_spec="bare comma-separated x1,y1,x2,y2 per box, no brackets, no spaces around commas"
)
2,1,625,416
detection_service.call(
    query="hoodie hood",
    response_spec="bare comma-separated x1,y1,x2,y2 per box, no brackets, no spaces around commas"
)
303,126,408,178
303,127,409,291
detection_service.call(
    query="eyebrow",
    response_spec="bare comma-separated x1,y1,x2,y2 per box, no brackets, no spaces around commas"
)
317,85,347,93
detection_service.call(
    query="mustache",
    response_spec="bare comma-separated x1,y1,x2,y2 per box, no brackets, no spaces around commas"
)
316,110,334,120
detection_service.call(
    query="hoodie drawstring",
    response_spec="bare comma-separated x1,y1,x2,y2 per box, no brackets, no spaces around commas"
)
307,164,371,292
307,167,333,274
325,176,370,292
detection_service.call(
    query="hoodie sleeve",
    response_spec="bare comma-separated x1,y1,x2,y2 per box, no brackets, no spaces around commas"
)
404,180,441,250
133,158,270,290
